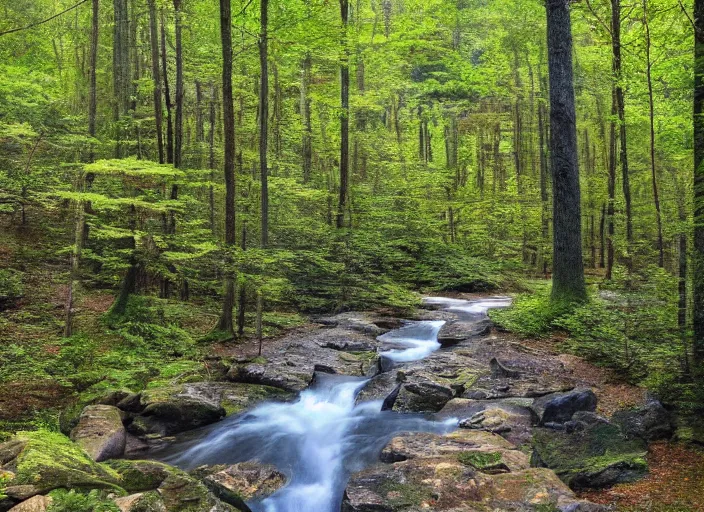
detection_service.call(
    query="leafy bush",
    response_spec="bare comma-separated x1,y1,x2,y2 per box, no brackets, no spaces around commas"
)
106,296,196,356
47,489,119,512
489,287,572,337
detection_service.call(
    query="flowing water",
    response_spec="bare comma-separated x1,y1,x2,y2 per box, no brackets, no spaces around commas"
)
159,296,510,512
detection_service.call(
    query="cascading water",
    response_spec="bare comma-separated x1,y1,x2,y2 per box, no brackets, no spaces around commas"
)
158,296,510,512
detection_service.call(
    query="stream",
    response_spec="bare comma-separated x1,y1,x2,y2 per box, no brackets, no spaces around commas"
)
159,296,510,512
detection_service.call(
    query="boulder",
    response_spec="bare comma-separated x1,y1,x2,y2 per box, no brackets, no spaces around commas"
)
105,460,177,493
114,492,166,512
192,462,285,510
392,380,454,413
0,431,122,506
6,496,51,512
158,470,239,512
106,459,242,512
437,398,536,447
70,405,126,462
612,400,674,442
125,382,289,439
436,320,491,347
531,418,648,490
531,389,597,425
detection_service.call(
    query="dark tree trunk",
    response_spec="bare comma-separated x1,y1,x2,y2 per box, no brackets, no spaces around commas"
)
209,84,217,234
173,0,183,169
612,0,633,257
148,0,164,163
693,0,704,367
237,222,247,337
336,0,350,229
89,0,98,155
643,0,664,267
546,0,586,302
160,12,174,164
259,0,269,247
216,0,237,335
607,93,617,280
113,0,130,158
600,203,606,268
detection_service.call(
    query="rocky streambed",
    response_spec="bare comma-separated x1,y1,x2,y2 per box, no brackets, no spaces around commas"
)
0,296,676,512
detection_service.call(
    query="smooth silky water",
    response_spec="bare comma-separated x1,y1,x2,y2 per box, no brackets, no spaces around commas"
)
157,297,510,512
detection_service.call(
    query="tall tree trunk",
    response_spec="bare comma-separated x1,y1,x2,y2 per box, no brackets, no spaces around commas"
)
259,0,269,247
148,0,164,163
89,0,98,157
693,0,704,367
336,0,350,229
612,0,633,260
301,53,313,183
546,0,586,302
216,0,237,335
65,0,98,337
209,84,217,234
173,0,183,169
237,222,247,336
113,0,130,158
607,93,617,280
643,0,664,267
161,12,174,164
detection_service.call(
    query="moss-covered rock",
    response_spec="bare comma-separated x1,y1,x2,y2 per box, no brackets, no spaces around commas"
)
191,462,285,510
0,431,123,507
158,471,238,512
104,460,176,493
113,491,166,512
531,414,648,490
124,382,290,439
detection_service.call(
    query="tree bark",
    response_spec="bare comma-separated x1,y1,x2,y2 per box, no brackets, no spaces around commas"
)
643,0,664,267
612,0,633,258
259,0,269,247
336,0,350,229
693,0,704,367
160,12,174,164
216,0,236,335
546,0,586,302
148,0,164,164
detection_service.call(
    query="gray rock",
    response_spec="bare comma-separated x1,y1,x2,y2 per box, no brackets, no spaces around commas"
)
612,400,674,442
70,405,126,462
392,380,454,413
531,389,597,425
6,496,51,512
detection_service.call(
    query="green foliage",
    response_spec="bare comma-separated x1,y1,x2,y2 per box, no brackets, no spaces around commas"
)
106,296,196,357
47,489,120,512
0,268,24,310
489,286,572,337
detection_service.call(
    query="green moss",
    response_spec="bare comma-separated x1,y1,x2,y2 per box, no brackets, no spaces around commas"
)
249,356,267,365
532,425,648,488
7,431,123,495
104,459,178,492
220,384,291,416
457,451,503,469
379,480,434,509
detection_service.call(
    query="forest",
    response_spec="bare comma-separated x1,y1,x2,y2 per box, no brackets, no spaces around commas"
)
1,0,704,510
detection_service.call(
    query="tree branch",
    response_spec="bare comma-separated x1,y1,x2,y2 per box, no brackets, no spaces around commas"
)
0,0,88,37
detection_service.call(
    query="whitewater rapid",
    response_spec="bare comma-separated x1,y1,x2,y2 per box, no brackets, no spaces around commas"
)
160,296,510,512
